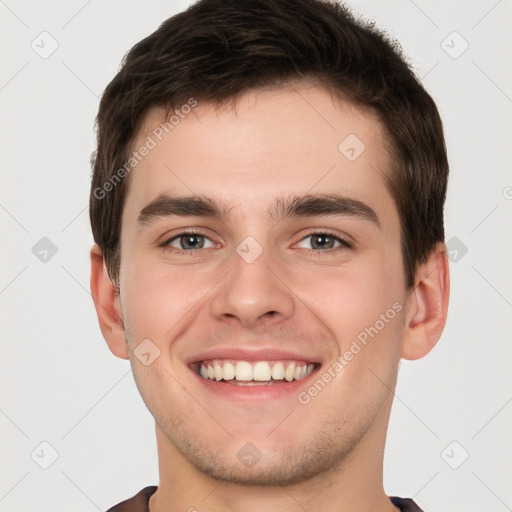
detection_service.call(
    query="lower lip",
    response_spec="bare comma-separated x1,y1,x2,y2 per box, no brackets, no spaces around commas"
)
190,366,320,402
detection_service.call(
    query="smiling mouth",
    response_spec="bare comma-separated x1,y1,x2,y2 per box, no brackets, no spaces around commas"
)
191,359,319,385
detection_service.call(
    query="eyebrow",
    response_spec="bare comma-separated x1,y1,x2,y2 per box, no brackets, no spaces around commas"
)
137,193,380,228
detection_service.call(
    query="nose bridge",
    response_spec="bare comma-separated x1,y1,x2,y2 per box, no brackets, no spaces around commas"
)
210,236,295,327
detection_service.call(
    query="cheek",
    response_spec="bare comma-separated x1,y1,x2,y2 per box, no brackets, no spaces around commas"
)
281,256,406,387
286,253,402,332
120,259,220,343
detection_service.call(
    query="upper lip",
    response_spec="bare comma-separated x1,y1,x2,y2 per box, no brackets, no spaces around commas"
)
186,347,323,365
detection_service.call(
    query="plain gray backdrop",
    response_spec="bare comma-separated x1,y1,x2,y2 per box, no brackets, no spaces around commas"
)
1,1,511,511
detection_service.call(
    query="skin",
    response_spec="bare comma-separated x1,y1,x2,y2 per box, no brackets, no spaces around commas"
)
91,82,449,512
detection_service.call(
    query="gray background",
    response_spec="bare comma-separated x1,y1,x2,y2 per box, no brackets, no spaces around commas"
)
1,0,511,511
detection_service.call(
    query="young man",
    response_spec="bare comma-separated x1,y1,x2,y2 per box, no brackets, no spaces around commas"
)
89,0,450,510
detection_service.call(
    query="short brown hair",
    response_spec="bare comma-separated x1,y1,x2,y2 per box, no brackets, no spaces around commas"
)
90,0,449,290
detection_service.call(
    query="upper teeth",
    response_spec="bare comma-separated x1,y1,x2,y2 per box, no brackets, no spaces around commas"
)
199,360,315,382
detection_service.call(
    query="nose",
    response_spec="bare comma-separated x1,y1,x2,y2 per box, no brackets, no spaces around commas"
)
210,244,295,329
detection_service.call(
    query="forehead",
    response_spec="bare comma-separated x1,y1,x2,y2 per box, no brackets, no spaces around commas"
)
124,84,396,228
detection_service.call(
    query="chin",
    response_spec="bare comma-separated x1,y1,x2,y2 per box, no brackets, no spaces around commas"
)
170,427,357,486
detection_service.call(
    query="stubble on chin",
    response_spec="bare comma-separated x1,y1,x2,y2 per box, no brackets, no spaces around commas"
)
154,414,364,487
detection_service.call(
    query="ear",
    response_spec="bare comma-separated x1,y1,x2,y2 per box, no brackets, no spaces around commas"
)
402,242,450,360
90,244,128,359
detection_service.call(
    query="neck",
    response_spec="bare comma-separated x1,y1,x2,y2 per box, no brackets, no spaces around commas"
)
149,396,399,512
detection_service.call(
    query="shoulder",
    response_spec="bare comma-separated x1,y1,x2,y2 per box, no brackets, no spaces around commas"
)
390,496,425,512
105,486,158,512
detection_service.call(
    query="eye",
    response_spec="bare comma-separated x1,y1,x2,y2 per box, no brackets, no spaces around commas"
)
161,232,215,252
159,230,351,255
296,232,352,251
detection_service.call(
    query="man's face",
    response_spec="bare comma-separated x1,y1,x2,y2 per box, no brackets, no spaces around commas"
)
117,84,410,484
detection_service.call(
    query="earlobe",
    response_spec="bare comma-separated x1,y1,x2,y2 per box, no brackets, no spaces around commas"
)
90,244,128,360
402,243,450,360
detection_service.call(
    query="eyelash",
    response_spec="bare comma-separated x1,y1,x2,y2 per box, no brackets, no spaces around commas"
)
159,229,353,256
